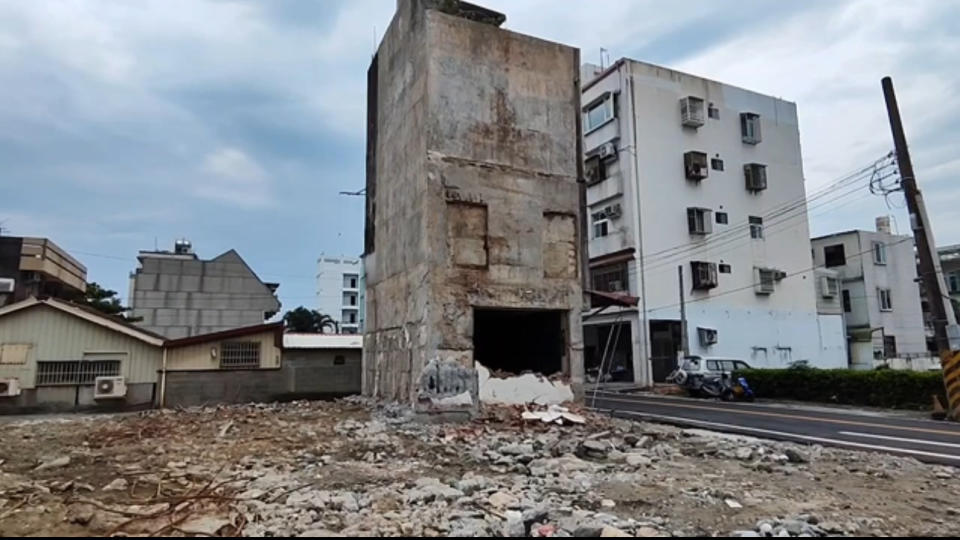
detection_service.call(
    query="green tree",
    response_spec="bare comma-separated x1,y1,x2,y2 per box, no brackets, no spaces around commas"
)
72,282,141,322
283,307,338,333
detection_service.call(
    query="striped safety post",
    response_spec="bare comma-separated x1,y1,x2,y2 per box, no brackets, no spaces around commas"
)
941,350,960,420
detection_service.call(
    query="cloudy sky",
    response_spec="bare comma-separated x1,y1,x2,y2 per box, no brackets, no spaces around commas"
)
1,0,957,310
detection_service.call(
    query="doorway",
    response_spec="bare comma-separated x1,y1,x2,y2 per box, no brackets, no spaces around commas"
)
473,308,564,375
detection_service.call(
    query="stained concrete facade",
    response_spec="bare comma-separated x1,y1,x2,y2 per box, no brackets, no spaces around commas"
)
129,245,280,339
362,0,584,410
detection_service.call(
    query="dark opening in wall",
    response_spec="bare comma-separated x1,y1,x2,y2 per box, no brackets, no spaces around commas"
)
473,309,563,376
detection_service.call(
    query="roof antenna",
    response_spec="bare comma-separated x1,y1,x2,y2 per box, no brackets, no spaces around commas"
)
600,47,607,69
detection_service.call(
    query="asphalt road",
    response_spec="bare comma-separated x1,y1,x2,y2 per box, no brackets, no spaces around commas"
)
587,391,960,465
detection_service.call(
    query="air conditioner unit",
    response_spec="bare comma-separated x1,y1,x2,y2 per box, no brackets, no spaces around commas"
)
94,376,127,399
598,142,617,159
680,96,705,128
0,378,21,398
821,276,838,298
755,268,776,295
745,164,768,192
697,327,718,347
0,278,14,294
606,204,622,219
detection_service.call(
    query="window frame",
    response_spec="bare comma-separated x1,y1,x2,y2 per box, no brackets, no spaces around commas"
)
591,211,610,238
749,216,764,239
842,289,852,313
584,94,615,133
878,288,893,311
220,341,262,370
592,262,629,293
873,241,887,265
824,244,846,268
711,157,724,171
715,212,728,225
719,263,732,274
741,112,762,144
36,360,121,386
706,360,721,371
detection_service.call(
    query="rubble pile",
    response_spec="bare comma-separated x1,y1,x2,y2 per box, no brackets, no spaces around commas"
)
0,398,958,537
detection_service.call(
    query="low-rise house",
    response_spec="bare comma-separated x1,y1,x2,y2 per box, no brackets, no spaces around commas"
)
283,333,363,396
0,297,164,413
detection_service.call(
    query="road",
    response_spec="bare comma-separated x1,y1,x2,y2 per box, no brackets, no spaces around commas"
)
588,391,960,465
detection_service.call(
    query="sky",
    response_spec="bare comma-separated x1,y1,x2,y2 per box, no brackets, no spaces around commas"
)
1,0,958,310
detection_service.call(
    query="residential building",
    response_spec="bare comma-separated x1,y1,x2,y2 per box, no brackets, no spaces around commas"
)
363,0,584,411
316,255,362,333
128,240,281,339
811,219,926,369
0,235,86,307
0,297,164,413
581,58,841,385
283,333,363,395
937,244,960,324
813,268,847,364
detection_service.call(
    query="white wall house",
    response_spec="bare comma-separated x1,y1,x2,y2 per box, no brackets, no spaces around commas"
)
316,255,362,334
811,220,927,369
581,59,844,386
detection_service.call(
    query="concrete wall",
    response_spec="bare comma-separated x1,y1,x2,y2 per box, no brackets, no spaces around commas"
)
130,250,280,339
163,349,360,407
364,1,583,410
582,59,827,382
316,256,361,332
165,329,282,370
0,305,162,389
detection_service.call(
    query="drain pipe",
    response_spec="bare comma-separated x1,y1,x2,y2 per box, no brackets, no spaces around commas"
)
159,347,168,408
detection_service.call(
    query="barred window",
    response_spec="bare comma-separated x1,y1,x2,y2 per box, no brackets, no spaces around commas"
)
220,341,261,369
36,360,121,386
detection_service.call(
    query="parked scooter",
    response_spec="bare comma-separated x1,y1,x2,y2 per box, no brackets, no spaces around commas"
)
693,373,755,402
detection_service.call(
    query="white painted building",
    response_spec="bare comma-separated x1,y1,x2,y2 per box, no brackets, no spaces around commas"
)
316,255,362,334
811,219,927,369
581,58,844,386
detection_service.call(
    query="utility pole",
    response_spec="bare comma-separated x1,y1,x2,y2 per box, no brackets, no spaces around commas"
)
882,76,960,418
678,265,688,357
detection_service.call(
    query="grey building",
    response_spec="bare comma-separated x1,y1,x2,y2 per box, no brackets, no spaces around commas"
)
129,240,280,339
363,0,584,411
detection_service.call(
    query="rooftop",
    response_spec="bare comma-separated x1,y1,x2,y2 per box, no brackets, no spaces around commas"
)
283,333,362,350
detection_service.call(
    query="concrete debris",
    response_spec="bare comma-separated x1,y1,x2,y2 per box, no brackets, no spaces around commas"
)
785,449,809,464
0,399,956,537
101,478,129,492
33,456,70,471
478,363,574,405
600,525,632,537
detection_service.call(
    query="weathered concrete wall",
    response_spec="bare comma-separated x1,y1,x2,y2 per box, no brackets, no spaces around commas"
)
0,382,155,415
163,351,361,408
363,0,584,411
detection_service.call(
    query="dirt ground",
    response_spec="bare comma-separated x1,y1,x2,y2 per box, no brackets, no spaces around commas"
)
0,399,958,537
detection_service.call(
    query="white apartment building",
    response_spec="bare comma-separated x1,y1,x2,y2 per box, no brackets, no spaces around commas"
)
581,59,845,386
316,255,362,334
811,219,927,369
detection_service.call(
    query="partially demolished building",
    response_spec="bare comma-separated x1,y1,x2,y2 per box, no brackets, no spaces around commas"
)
362,0,584,411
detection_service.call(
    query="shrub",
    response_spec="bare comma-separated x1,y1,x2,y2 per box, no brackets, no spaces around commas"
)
735,368,946,410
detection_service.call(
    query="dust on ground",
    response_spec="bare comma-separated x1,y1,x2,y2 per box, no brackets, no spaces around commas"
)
0,398,958,537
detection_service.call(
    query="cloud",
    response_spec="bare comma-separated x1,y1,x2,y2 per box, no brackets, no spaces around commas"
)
196,147,272,207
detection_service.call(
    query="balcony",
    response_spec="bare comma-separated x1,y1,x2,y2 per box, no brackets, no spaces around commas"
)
586,173,623,206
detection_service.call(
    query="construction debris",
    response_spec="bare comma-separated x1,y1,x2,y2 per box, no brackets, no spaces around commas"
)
0,398,958,537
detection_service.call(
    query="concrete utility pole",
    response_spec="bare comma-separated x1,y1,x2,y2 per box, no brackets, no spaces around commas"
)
678,265,688,357
882,76,960,419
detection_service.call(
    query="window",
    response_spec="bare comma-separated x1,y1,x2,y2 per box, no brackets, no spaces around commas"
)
706,360,721,371
749,216,763,239
592,262,629,293
708,104,720,120
733,361,750,371
711,157,724,171
687,207,713,235
822,276,839,297
584,94,615,132
878,288,893,311
824,244,846,267
719,263,732,274
741,112,762,144
350,278,357,288
350,295,357,306
755,268,776,295
883,335,897,358
349,313,357,323
36,360,121,386
873,241,887,265
715,212,728,225
950,272,960,294
842,290,852,312
744,163,767,191
684,151,708,180
691,261,719,290
585,155,609,184
220,341,261,369
334,355,346,365
591,212,609,238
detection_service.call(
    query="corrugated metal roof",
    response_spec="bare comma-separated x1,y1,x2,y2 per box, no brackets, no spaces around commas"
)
0,297,165,346
283,333,362,349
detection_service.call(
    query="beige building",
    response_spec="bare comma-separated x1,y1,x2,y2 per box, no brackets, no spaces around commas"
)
0,297,163,413
0,236,87,306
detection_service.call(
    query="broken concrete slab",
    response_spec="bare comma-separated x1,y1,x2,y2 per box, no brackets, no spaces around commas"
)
478,364,574,406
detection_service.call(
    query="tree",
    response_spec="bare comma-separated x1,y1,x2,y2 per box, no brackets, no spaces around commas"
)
283,307,338,333
72,282,141,322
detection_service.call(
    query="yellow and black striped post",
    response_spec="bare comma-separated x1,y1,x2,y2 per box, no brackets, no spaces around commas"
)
941,350,960,420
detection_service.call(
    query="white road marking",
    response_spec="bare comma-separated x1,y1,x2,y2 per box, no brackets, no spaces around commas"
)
839,431,960,450
598,409,960,463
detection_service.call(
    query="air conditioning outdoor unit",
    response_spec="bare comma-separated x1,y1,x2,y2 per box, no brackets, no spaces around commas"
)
745,164,768,192
598,142,617,159
0,378,21,398
697,327,718,347
680,96,705,128
606,203,622,219
754,268,776,295
94,376,127,400
821,276,839,298
0,278,14,294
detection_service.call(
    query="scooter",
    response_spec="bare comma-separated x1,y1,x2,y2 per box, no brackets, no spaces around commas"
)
699,373,756,402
